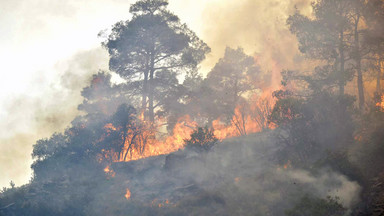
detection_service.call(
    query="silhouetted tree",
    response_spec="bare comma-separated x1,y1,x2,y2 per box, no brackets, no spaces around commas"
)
205,47,261,122
79,71,135,119
103,0,210,123
365,0,384,96
184,127,218,153
287,0,354,95
270,89,355,165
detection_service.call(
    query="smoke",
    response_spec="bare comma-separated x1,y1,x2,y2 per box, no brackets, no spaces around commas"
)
285,169,361,208
0,48,109,188
187,0,314,75
0,0,353,198
0,134,34,189
96,131,361,215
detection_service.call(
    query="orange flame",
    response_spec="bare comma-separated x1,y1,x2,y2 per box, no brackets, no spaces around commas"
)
104,165,116,178
108,115,198,162
99,91,277,164
283,160,291,169
151,198,170,208
124,188,131,200
376,94,384,110
213,93,276,139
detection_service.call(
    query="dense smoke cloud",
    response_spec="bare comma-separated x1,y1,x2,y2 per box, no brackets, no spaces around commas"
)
0,48,109,188
0,0,131,188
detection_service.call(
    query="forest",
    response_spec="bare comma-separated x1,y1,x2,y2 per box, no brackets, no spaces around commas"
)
1,0,384,215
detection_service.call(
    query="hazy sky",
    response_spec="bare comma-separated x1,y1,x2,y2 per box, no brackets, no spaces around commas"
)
0,0,311,188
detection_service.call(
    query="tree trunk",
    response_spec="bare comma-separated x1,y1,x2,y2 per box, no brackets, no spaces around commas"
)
142,71,148,120
354,15,365,111
120,125,127,161
339,30,345,95
148,51,155,123
377,58,382,95
233,77,239,112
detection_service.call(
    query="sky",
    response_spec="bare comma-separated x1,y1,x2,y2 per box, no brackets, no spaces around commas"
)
0,0,312,188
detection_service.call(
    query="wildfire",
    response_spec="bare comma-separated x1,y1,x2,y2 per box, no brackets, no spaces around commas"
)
119,115,197,161
212,93,276,139
212,106,261,139
277,161,292,171
98,93,277,164
283,160,291,169
376,94,384,110
104,165,116,177
234,177,241,183
151,199,170,208
104,123,117,131
124,188,131,200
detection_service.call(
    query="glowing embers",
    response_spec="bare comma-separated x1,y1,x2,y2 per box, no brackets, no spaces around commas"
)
104,165,116,178
376,94,384,110
151,198,170,208
276,160,292,171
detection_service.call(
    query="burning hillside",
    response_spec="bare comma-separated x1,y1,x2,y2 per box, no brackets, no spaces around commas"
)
98,93,277,165
2,0,384,215
88,131,360,216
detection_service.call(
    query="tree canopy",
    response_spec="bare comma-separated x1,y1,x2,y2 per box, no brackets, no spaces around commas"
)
103,0,210,122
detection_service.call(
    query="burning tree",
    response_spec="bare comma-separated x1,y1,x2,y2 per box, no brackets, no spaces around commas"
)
103,104,143,161
251,96,274,131
205,47,261,122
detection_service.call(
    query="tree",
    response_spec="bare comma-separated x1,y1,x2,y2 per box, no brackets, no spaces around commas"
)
205,47,261,122
365,0,384,96
287,0,354,95
103,0,210,123
350,0,366,110
288,0,384,111
110,104,141,161
270,87,355,165
78,71,136,119
251,96,274,131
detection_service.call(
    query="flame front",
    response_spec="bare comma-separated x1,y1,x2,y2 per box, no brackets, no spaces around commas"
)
98,91,277,163
121,115,197,161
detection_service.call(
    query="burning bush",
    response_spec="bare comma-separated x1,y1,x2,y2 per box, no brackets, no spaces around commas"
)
184,127,218,153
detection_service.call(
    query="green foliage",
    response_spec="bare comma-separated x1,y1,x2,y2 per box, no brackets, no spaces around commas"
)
185,127,218,153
